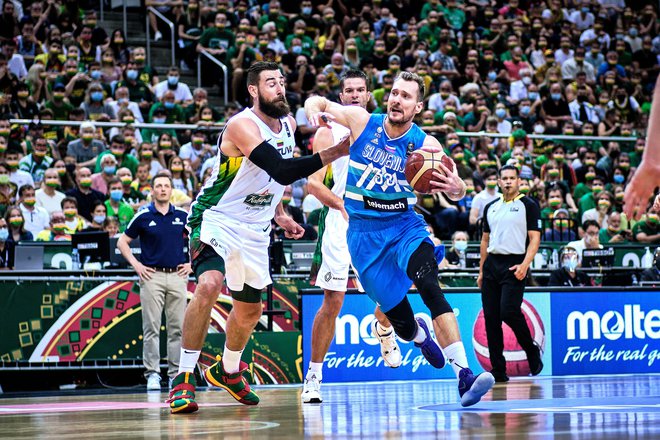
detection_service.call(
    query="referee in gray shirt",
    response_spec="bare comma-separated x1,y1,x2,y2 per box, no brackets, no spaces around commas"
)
477,165,542,383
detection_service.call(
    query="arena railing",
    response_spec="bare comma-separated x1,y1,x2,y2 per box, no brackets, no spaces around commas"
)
197,50,229,106
7,120,641,143
145,6,176,68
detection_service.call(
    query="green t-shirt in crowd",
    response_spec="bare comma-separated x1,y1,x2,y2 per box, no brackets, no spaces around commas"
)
105,200,135,232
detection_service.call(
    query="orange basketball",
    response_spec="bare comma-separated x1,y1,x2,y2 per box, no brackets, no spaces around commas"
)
404,150,454,194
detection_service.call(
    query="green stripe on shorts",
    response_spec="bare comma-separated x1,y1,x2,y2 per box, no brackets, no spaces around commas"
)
310,205,329,279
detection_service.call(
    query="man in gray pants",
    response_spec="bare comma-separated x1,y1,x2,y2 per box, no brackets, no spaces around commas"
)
118,173,192,390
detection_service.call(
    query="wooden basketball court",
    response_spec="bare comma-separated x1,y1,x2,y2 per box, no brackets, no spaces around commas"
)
2,374,659,438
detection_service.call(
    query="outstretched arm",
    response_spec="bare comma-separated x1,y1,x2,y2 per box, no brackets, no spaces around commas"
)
223,117,349,186
307,126,348,220
304,96,370,139
624,77,660,220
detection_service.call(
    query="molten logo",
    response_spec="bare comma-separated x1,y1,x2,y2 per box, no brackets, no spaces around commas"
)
566,305,660,341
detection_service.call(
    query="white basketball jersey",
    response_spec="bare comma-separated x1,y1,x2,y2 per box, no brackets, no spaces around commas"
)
326,122,351,197
187,108,295,228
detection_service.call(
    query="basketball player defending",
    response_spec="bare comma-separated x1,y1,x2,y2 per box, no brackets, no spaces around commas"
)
302,70,402,404
305,72,494,407
167,62,349,414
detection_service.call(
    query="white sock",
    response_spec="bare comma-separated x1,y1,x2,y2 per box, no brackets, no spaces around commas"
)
178,348,200,374
306,362,323,380
376,322,393,336
444,341,469,378
412,322,426,344
222,344,244,374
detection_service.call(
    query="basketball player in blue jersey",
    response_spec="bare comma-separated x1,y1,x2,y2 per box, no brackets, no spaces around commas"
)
305,71,495,407
302,70,401,404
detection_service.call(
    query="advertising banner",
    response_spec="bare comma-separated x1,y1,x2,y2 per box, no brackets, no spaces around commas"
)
302,291,552,382
550,290,660,375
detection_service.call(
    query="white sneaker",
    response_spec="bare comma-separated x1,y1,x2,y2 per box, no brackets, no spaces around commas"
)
371,319,402,368
301,374,322,403
154,31,163,42
146,373,161,391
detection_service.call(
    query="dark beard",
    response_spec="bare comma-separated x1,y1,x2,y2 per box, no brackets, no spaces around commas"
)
258,94,290,119
387,109,412,126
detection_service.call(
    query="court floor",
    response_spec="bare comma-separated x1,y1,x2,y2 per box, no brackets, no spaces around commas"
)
1,374,659,439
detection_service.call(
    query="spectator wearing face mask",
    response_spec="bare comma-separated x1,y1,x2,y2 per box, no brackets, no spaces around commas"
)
548,246,591,287
154,67,193,106
81,200,108,232
35,211,71,241
66,121,107,169
0,216,12,269
566,220,603,263
66,167,107,223
91,154,119,195
582,191,614,228
439,231,469,269
61,197,88,234
81,82,115,121
543,208,576,242
104,178,134,233
143,106,179,144
632,209,660,244
599,211,630,244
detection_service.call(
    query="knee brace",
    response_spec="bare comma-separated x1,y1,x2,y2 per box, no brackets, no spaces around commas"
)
407,241,453,319
383,297,417,341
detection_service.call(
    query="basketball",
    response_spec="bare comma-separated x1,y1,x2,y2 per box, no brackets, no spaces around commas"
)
472,299,546,376
404,150,454,194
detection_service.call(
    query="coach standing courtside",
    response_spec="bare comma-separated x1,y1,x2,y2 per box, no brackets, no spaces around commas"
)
117,173,191,390
477,165,543,383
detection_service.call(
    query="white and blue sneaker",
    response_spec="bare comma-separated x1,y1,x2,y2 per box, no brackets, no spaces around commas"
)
458,368,495,407
371,320,402,368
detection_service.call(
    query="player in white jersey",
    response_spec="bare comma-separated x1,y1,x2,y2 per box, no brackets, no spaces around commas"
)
167,62,349,414
302,71,402,404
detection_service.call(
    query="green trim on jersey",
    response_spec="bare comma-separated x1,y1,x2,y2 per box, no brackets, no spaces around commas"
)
324,164,334,189
310,205,330,280
187,155,243,229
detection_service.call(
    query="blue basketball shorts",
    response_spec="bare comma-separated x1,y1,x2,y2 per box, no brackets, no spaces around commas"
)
347,211,432,313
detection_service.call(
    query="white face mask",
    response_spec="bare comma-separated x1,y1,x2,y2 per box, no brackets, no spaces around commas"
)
562,256,578,272
454,240,468,252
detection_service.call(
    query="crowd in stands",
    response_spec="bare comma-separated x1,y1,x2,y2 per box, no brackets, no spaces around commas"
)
0,0,658,270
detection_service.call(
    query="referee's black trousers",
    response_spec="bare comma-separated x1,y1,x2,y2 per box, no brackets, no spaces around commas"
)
481,253,536,376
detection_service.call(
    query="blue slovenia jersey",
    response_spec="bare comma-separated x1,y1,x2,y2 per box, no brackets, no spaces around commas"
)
345,114,427,221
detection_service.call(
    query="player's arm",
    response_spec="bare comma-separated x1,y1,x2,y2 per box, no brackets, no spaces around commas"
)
223,117,349,186
304,95,370,138
424,135,467,201
307,127,344,212
274,202,304,239
625,76,660,220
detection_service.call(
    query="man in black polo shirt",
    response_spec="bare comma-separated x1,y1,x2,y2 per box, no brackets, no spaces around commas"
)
117,173,191,391
65,167,106,222
477,165,543,383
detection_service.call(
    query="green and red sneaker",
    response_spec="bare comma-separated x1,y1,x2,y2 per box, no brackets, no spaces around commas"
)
204,356,260,405
167,372,199,414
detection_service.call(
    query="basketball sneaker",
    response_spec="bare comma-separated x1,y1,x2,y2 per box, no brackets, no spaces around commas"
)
414,317,446,369
204,356,260,405
301,373,322,403
146,372,161,391
167,372,199,414
371,319,402,368
458,368,495,407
